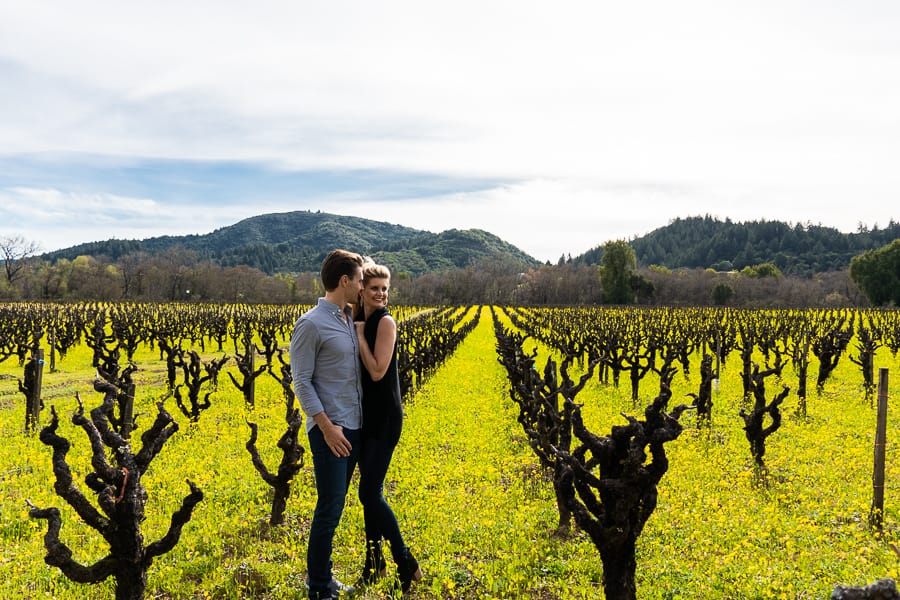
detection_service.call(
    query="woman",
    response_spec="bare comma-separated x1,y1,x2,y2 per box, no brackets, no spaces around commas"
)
354,261,423,593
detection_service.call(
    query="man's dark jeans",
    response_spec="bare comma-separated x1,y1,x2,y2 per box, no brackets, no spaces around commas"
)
307,424,361,598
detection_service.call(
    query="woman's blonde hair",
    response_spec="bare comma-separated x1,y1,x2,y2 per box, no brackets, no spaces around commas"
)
361,259,391,283
356,260,392,320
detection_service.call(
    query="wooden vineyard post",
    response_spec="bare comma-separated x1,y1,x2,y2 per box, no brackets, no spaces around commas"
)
714,329,721,392
49,329,57,373
24,348,45,431
870,368,890,531
248,344,256,407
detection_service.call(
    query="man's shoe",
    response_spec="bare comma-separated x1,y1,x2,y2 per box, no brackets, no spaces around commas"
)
307,577,356,599
329,578,355,596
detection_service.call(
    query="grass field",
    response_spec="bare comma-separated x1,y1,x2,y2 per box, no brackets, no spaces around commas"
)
2,306,900,599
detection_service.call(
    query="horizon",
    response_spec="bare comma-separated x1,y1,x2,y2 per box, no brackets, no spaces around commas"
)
40,209,894,266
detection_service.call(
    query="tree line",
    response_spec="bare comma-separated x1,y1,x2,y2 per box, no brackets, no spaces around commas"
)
0,235,892,307
573,215,900,277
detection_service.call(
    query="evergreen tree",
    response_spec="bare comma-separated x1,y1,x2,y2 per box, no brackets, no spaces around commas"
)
850,239,900,306
600,240,637,304
712,282,735,305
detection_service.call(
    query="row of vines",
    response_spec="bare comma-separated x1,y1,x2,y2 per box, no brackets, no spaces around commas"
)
502,306,900,405
492,305,900,599
0,301,479,599
2,302,900,598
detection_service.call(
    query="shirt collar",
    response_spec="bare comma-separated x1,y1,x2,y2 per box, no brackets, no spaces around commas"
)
318,297,352,319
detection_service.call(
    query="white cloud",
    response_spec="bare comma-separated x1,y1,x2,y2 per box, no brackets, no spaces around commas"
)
334,176,897,263
0,187,258,252
329,180,746,263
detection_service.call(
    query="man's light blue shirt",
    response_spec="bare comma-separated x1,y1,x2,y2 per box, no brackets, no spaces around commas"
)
290,298,363,433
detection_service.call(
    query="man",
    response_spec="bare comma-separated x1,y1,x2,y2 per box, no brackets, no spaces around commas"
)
291,249,365,600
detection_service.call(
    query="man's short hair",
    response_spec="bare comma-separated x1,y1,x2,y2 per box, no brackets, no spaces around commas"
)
320,249,364,291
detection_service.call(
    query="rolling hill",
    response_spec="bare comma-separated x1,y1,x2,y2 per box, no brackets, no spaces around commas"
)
42,210,541,276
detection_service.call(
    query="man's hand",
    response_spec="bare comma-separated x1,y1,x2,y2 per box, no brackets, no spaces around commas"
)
322,422,352,457
312,412,352,457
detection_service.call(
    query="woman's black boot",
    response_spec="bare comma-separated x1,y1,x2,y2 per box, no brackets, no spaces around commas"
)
359,540,387,585
397,549,423,593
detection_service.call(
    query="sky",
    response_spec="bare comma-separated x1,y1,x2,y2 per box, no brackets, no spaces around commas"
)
1,1,898,264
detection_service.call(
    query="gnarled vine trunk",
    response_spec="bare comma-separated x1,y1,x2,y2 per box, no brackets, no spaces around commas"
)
27,380,203,600
555,376,693,600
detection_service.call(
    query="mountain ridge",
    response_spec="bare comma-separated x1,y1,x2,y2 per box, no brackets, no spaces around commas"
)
42,211,900,277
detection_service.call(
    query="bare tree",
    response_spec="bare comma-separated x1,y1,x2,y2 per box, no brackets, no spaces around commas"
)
1,235,40,283
118,252,150,299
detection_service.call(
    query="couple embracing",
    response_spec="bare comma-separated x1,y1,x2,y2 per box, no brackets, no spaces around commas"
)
290,249,422,600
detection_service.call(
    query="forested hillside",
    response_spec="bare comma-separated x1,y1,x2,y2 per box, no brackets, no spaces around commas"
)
42,212,900,279
41,211,539,276
574,216,900,276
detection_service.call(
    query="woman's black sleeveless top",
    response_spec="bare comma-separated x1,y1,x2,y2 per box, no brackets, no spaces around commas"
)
361,307,403,442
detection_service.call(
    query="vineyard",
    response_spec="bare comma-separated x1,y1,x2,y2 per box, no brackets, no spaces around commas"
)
2,302,900,599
